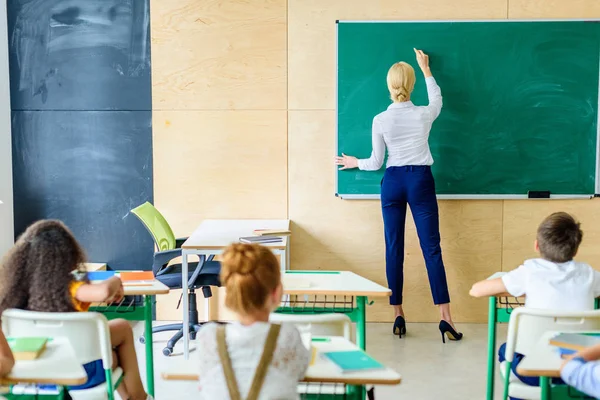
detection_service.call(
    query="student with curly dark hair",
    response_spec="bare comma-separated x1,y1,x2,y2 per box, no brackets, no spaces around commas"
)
0,220,152,400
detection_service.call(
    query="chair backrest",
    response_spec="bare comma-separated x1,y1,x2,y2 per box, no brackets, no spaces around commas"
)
269,313,352,340
504,307,600,362
2,309,113,370
131,202,176,251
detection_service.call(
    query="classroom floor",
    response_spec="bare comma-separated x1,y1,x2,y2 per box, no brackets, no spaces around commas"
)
131,322,509,400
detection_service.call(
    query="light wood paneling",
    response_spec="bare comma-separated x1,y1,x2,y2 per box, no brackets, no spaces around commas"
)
152,110,287,319
151,0,286,110
509,0,600,18
153,110,288,234
502,199,600,271
288,0,508,110
289,111,502,322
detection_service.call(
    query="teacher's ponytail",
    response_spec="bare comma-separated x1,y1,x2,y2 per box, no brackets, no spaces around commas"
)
387,62,416,103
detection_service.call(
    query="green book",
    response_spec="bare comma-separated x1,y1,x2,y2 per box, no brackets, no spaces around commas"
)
322,350,384,373
7,337,49,360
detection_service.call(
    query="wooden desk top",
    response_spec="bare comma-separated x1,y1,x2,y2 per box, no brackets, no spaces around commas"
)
181,219,290,250
1,338,87,386
282,271,391,297
123,280,170,296
162,336,401,386
517,331,600,378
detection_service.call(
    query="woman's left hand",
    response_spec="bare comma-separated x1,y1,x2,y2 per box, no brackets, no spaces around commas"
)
335,153,359,170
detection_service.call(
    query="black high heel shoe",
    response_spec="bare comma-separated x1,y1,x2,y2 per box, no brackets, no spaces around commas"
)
439,320,463,343
392,316,406,338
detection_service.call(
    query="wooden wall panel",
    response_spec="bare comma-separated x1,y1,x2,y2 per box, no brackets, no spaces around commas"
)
509,0,600,18
153,110,288,234
151,0,286,110
288,0,508,110
502,199,600,272
153,110,288,320
289,111,503,322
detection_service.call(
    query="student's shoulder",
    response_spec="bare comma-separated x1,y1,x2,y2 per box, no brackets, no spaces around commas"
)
197,322,220,338
571,260,597,273
275,323,303,345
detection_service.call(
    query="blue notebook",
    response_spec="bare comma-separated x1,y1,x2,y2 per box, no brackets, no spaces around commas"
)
87,271,116,281
322,350,384,373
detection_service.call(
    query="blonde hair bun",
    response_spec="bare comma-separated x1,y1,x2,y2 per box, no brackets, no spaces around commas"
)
387,62,416,103
221,243,281,316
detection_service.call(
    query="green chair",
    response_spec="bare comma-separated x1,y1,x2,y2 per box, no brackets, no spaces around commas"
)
131,202,221,356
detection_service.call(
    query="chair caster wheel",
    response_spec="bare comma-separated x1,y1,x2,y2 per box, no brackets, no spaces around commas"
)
139,336,146,344
163,347,173,356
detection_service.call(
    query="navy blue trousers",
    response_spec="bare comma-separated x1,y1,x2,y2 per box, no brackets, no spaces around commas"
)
381,166,450,305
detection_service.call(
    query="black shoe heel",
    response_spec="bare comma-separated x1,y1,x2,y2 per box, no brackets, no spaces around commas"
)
439,320,463,343
392,316,406,338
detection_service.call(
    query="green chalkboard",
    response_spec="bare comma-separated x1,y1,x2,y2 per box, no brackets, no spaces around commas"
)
337,21,600,198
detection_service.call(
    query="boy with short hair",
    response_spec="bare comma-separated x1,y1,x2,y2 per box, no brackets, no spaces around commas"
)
470,212,600,392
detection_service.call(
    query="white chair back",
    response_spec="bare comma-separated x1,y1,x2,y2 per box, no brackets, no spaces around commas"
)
269,313,352,340
2,309,113,370
505,307,600,362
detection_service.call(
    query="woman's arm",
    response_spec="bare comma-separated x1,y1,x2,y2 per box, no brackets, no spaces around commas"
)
0,330,14,376
335,117,385,171
469,278,508,297
414,48,442,120
75,277,124,303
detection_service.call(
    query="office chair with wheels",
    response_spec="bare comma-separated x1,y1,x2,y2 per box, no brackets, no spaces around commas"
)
131,201,221,356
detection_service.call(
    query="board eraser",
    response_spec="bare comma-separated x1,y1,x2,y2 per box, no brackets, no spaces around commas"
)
528,191,551,199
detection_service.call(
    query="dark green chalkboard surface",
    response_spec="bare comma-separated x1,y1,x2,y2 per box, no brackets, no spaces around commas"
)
337,21,600,198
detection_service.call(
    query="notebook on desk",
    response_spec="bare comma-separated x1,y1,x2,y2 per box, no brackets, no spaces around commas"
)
549,333,600,352
119,271,154,286
239,236,283,244
8,337,49,360
87,271,116,281
322,350,384,373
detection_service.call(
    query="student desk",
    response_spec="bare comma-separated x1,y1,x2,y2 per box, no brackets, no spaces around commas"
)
485,272,600,400
87,266,170,397
280,271,391,352
517,331,597,400
162,336,401,400
1,338,87,399
180,219,291,359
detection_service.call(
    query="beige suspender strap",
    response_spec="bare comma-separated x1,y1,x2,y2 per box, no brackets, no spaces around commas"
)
246,323,281,400
217,325,242,400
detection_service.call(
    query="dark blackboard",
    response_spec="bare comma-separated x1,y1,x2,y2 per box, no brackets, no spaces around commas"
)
337,21,600,197
12,111,153,270
8,0,154,270
8,0,151,110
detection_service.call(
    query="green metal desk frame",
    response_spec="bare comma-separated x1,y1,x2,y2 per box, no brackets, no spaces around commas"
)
90,295,156,397
488,296,600,400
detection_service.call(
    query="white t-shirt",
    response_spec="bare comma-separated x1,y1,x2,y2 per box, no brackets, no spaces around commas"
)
502,258,600,310
196,321,310,400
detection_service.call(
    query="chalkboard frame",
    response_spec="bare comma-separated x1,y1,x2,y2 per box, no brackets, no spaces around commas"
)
335,19,600,200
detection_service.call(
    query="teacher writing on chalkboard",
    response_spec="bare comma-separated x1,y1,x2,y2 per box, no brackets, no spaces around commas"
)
335,49,462,342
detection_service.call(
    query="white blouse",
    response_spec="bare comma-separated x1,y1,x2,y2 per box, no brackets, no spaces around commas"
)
358,77,443,171
196,321,310,400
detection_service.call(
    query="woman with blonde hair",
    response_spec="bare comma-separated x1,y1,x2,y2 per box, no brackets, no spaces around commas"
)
196,243,310,400
335,49,462,342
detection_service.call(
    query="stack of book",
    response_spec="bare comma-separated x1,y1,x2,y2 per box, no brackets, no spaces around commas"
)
239,228,291,244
